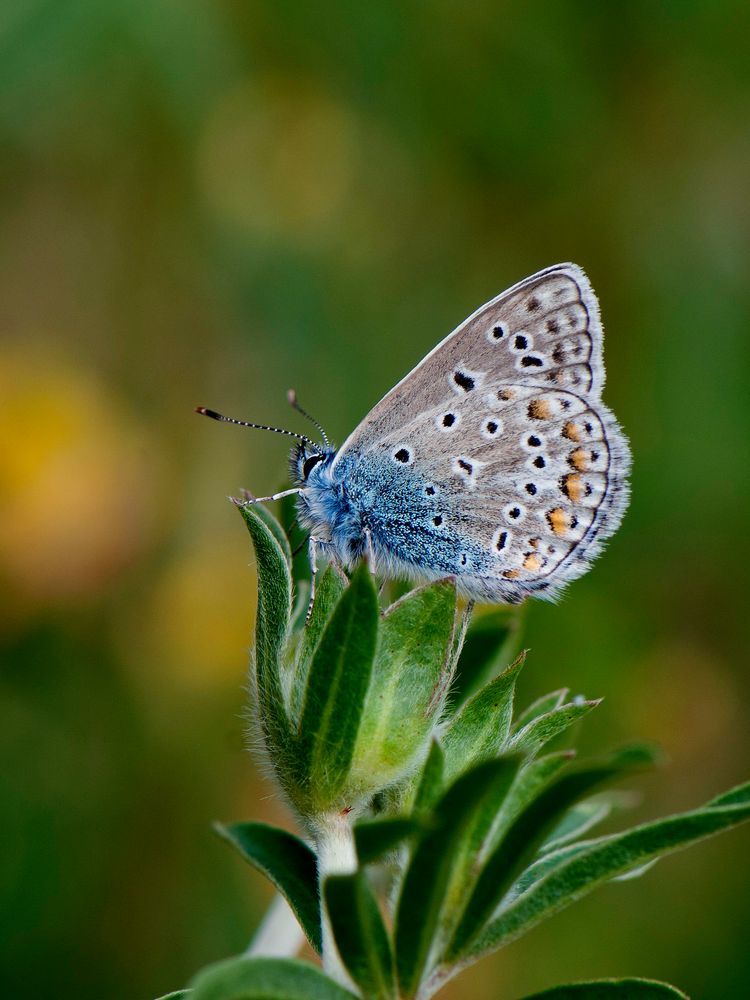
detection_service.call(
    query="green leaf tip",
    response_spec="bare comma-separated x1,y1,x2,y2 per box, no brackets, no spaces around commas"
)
510,697,601,756
450,605,523,706
239,500,293,566
442,650,526,781
213,821,322,953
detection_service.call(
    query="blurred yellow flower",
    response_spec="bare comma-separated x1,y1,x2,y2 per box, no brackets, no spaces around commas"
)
129,531,257,693
0,351,159,624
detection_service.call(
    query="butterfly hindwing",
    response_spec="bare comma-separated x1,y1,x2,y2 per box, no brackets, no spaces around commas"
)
336,384,627,601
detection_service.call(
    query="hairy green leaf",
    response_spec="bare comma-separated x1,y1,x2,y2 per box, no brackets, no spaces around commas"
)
239,505,294,758
442,652,525,782
520,978,688,998
511,777,744,903
505,839,591,904
412,739,445,816
214,822,321,953
325,873,397,1000
297,563,379,810
541,799,614,853
395,755,523,999
154,992,191,999
467,798,750,962
448,751,655,958
252,502,293,567
487,752,576,849
349,579,456,795
189,956,358,1000
289,566,345,723
512,689,568,732
510,699,600,756
706,778,750,807
438,752,574,932
354,817,423,865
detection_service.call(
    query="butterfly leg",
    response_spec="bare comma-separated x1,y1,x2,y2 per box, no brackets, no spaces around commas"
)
330,560,350,587
305,535,322,625
364,527,377,577
232,487,302,507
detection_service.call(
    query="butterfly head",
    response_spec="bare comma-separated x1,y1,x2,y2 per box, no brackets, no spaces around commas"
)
290,441,337,487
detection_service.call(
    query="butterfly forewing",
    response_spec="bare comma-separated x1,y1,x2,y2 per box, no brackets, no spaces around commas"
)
333,263,605,463
330,264,629,602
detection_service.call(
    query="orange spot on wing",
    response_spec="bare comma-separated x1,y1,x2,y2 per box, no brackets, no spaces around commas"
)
562,473,583,503
502,569,520,579
523,553,543,571
569,448,589,471
562,421,581,441
528,398,552,420
547,508,569,536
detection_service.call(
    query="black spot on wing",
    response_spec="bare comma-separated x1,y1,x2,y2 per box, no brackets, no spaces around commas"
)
453,370,475,391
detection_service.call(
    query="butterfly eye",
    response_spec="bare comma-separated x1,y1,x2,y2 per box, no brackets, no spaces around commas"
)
302,454,324,479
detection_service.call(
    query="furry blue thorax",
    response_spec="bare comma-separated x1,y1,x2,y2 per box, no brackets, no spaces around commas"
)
292,444,366,565
291,440,492,588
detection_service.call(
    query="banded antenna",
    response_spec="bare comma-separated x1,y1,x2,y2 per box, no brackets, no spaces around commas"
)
195,407,319,449
287,389,330,447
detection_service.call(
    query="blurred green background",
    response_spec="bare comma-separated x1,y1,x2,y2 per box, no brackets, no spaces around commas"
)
1,2,749,998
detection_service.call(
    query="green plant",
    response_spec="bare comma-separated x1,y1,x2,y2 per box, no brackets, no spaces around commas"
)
158,505,750,1000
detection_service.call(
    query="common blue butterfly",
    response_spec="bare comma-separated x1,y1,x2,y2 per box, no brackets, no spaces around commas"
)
198,264,630,606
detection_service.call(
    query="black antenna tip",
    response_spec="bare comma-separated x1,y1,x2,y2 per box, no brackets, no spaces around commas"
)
196,406,221,420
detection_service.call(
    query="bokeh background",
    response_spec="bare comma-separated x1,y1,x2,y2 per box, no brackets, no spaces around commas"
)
2,3,749,998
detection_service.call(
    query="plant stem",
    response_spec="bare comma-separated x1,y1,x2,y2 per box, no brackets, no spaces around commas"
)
315,812,359,992
245,893,305,958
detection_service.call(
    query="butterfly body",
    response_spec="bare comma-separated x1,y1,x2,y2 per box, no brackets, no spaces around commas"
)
295,445,497,591
286,263,630,605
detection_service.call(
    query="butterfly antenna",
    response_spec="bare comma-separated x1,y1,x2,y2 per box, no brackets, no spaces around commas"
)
287,389,330,447
195,407,317,447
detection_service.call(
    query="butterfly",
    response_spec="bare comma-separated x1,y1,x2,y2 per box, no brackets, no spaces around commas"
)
198,263,630,606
